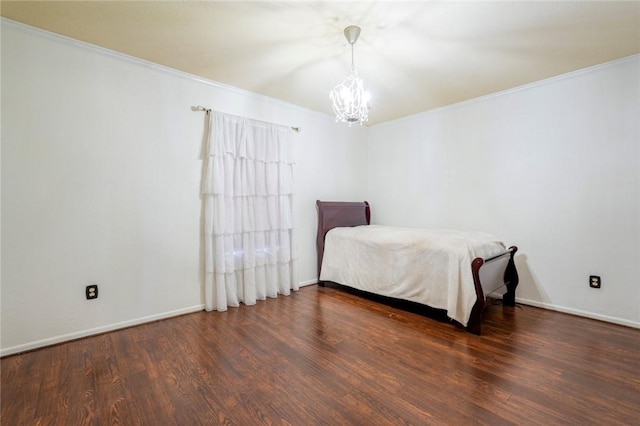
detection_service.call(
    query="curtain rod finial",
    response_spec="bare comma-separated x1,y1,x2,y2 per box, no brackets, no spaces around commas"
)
192,105,211,113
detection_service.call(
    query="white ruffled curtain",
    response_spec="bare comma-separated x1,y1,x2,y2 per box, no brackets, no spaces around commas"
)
202,112,298,311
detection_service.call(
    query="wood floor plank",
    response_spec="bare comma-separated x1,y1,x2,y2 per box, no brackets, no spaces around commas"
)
2,284,639,425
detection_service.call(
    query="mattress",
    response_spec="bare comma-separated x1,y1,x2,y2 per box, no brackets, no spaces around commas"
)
319,225,505,326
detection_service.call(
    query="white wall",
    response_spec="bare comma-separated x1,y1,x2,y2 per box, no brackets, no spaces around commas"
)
3,20,637,356
367,56,640,327
1,20,368,355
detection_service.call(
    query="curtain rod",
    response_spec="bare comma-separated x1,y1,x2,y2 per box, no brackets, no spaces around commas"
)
191,106,301,133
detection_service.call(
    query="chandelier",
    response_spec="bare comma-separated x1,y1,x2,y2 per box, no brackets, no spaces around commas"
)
330,25,370,126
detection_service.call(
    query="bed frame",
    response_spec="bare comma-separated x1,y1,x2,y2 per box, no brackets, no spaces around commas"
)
316,200,519,335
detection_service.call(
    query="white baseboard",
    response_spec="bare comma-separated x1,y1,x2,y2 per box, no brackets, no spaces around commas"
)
1,304,205,357
515,297,640,330
298,279,318,287
302,282,640,329
5,291,635,357
2,281,319,357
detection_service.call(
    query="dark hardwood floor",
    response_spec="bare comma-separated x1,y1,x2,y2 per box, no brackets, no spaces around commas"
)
2,284,639,425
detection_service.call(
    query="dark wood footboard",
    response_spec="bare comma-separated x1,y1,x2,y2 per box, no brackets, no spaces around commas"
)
467,246,519,335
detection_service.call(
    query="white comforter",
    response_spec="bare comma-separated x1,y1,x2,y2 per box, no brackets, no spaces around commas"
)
319,225,505,326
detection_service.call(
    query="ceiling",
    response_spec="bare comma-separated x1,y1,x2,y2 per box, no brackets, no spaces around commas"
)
2,1,639,125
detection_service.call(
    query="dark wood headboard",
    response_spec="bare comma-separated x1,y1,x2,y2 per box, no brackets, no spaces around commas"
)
316,200,371,279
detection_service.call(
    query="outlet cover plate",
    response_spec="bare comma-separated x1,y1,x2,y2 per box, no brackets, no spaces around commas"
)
86,284,99,299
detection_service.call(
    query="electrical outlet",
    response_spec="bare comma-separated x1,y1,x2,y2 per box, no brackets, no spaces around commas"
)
86,284,99,299
589,275,601,289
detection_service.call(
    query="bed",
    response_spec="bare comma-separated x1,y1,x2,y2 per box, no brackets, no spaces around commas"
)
316,200,518,334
